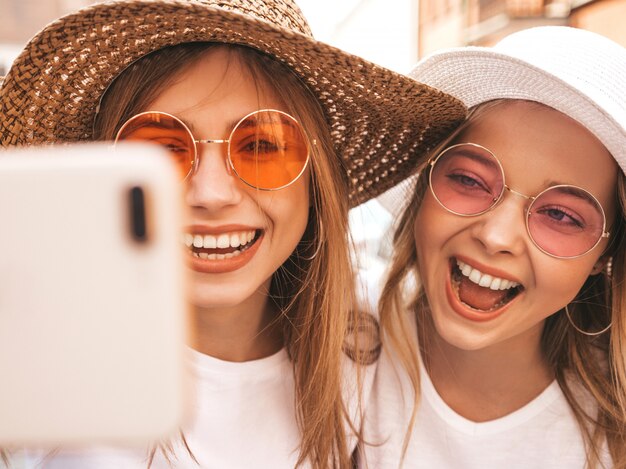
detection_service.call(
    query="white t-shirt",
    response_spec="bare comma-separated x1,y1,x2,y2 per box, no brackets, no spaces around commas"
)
20,346,374,469
360,323,611,469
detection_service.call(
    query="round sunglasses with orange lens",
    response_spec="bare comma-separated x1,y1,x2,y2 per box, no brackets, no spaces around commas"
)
115,109,311,190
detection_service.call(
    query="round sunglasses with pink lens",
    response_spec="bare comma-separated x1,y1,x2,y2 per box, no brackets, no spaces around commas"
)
427,143,609,259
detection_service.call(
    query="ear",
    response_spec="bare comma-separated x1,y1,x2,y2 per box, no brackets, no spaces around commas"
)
591,255,612,276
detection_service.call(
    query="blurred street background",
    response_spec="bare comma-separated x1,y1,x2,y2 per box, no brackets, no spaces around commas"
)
1,0,625,297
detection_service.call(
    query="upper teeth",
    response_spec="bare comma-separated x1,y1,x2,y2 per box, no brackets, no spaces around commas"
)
456,260,519,291
183,230,256,249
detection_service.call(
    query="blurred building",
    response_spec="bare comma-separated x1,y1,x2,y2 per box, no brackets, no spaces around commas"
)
0,0,97,74
299,0,418,73
419,0,626,56
0,0,95,44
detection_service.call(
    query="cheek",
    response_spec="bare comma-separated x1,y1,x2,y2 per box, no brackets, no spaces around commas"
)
414,193,454,255
257,176,309,239
414,196,434,246
413,197,441,279
532,256,599,307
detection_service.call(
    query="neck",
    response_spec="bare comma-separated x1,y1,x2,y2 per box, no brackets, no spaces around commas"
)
421,314,554,422
190,286,284,362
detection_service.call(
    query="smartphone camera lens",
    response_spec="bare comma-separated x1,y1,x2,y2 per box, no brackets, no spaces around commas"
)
128,186,148,243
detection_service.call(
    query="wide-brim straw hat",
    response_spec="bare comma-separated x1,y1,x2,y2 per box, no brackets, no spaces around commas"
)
378,26,626,215
0,0,466,206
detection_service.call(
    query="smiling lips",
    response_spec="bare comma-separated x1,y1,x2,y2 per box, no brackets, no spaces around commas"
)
448,257,524,321
184,228,262,273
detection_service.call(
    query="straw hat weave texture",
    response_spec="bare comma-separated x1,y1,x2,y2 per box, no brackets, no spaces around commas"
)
0,0,466,206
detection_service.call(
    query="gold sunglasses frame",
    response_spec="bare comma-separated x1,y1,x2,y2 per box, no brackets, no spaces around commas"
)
427,142,610,259
115,108,312,191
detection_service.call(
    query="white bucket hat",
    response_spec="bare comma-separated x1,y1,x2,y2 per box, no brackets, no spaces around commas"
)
378,26,626,215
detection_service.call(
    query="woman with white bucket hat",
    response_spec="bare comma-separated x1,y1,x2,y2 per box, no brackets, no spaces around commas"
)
360,26,626,468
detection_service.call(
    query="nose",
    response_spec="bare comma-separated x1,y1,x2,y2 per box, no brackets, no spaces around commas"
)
469,190,529,257
185,143,243,211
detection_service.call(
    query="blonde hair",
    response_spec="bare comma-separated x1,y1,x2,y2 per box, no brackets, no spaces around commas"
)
94,43,377,469
380,99,626,468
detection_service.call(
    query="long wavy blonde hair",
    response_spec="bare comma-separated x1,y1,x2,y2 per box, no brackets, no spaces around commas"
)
92,43,377,469
380,99,626,468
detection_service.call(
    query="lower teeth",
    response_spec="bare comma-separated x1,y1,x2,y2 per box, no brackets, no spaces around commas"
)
192,250,243,260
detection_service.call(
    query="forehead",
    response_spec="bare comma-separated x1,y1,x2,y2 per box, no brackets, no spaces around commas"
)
454,101,618,202
149,46,283,114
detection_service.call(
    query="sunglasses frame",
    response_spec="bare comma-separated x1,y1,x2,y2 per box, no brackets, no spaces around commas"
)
115,108,311,191
427,142,610,259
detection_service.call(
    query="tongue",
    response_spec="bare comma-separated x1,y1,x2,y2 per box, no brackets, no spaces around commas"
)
458,275,510,311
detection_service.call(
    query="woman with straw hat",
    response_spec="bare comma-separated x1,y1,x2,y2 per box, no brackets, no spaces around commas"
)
0,0,465,467
362,26,626,468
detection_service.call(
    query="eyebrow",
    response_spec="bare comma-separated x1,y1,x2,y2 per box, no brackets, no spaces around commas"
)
178,112,295,138
234,113,297,129
453,147,500,170
457,148,602,206
545,184,600,207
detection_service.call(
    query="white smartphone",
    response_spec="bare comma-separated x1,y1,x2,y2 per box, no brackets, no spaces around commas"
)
0,143,190,448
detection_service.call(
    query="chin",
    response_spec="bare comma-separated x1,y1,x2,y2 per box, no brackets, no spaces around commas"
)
187,281,256,310
429,307,500,352
188,292,234,310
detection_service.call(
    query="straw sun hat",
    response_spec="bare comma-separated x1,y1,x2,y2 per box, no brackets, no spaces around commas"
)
0,0,466,206
378,26,626,214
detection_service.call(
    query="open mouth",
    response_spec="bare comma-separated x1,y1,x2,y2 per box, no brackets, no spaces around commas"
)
183,229,262,260
450,258,524,312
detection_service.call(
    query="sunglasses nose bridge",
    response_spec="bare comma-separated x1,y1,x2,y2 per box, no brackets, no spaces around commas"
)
498,184,536,228
504,184,532,201
196,138,228,144
502,184,536,215
193,139,232,176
